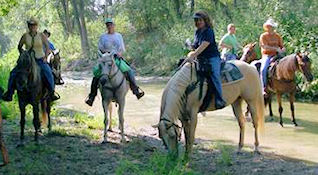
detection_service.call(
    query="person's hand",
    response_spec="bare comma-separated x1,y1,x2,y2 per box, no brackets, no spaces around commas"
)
187,51,196,60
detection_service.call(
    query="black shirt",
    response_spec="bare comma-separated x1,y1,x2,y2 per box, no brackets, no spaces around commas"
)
193,27,220,58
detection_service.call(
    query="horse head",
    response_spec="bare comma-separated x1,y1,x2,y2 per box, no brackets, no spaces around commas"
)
296,52,313,82
99,51,117,86
50,49,64,85
158,118,181,157
241,42,258,63
15,51,39,91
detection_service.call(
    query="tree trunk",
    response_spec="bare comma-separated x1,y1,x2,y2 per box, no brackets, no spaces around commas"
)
71,0,90,58
190,0,194,14
173,0,182,18
62,0,72,35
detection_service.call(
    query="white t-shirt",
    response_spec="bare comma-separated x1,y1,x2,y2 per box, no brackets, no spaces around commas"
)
98,32,125,54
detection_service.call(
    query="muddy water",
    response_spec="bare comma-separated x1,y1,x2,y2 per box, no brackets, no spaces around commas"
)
57,72,318,164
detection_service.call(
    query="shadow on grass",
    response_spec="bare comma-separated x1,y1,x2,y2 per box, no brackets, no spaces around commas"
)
1,108,317,175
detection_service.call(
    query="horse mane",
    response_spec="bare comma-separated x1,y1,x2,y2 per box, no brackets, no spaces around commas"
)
160,63,195,122
17,51,40,84
276,54,297,80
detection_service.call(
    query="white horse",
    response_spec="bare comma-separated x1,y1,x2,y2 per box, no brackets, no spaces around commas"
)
98,52,129,143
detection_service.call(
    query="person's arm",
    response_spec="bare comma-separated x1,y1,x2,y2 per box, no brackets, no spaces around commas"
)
187,41,210,60
41,33,50,61
260,34,280,52
18,34,26,53
219,35,232,50
118,34,125,57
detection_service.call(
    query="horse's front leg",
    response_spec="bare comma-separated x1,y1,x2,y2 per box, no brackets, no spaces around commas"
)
118,99,126,143
268,95,274,118
289,91,297,126
277,93,284,127
102,99,110,144
108,103,113,132
18,101,26,147
232,99,245,153
183,111,198,160
32,103,41,143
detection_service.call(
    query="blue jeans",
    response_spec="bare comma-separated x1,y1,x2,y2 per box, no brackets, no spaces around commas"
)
260,55,273,89
208,56,224,104
36,59,55,92
224,53,237,61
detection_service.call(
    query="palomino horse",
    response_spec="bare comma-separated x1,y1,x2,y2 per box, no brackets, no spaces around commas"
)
15,51,52,145
251,53,313,127
98,52,129,143
0,88,9,165
158,60,265,158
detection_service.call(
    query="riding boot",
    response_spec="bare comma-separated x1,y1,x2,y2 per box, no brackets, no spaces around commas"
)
85,77,99,106
125,71,144,99
50,91,60,101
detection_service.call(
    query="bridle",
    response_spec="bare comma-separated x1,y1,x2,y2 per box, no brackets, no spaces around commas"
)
99,54,125,94
159,117,182,144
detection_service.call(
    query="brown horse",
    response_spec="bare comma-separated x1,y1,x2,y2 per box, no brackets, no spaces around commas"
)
240,42,258,63
247,48,314,127
48,49,64,85
0,88,9,166
15,51,53,145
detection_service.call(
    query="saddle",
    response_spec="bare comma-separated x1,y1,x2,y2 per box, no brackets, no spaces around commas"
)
195,59,243,112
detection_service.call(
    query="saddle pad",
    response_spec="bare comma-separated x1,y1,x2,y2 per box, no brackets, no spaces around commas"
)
221,61,243,83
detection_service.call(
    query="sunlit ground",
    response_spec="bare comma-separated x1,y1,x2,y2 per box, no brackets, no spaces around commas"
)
57,74,318,164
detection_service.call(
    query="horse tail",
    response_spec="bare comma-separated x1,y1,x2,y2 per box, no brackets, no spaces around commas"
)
256,85,265,135
41,100,48,126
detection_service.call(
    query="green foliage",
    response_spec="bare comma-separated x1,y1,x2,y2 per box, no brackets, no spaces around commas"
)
0,0,18,16
116,151,198,175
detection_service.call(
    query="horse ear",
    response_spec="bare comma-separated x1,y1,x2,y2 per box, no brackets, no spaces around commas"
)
296,52,302,58
152,124,159,128
252,42,257,47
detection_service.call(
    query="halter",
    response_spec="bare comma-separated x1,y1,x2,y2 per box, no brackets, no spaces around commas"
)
159,118,182,141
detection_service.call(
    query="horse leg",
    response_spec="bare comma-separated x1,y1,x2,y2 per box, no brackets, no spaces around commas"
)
268,95,274,118
277,93,284,127
248,101,261,154
108,103,113,132
118,99,126,143
18,102,26,146
40,100,48,130
184,111,198,160
290,91,297,126
232,98,245,153
33,103,41,143
102,99,110,144
46,100,52,131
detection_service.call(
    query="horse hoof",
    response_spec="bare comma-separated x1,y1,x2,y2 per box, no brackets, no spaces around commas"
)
294,123,298,127
120,139,126,143
102,140,108,144
236,151,243,155
254,150,261,155
108,128,113,132
280,123,284,127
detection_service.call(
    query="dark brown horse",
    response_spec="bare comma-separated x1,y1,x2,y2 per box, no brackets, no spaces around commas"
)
0,88,9,166
48,49,64,85
15,51,52,145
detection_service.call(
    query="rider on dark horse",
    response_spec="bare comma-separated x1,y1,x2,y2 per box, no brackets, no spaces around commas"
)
85,18,144,106
259,18,286,96
2,17,59,102
43,29,56,52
